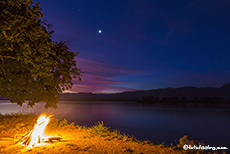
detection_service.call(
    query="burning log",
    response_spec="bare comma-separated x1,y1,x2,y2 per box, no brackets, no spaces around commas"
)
48,137,62,143
16,114,62,147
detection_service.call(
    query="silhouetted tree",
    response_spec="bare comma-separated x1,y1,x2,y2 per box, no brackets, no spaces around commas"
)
0,0,82,108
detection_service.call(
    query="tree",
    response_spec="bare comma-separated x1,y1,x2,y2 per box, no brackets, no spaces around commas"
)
0,0,82,108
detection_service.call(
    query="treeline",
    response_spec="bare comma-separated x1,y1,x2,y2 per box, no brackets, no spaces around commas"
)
137,96,230,104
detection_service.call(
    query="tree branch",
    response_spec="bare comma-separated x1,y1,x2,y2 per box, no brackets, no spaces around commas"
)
2,31,8,40
0,55,4,66
11,32,22,39
0,55,17,60
3,29,22,40
0,55,17,66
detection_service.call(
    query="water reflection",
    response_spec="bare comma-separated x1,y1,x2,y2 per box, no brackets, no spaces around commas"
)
0,100,230,148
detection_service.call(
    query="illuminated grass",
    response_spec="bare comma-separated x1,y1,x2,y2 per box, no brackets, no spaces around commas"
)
0,113,213,154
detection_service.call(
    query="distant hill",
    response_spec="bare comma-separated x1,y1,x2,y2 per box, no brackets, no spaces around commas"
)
59,83,230,103
1,84,230,104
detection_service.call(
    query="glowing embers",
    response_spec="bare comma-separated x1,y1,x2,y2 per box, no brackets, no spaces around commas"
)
16,114,62,147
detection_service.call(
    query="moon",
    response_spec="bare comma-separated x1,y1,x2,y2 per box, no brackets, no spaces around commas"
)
98,30,102,34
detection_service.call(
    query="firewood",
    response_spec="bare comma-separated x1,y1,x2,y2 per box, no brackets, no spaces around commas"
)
48,137,62,143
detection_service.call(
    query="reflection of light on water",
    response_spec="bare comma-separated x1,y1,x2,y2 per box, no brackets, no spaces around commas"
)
0,101,74,119
0,100,45,115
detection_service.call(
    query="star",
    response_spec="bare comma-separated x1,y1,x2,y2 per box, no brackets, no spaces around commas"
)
98,30,102,34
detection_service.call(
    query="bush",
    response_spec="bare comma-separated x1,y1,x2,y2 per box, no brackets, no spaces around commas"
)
88,121,110,137
49,118,75,128
0,113,36,136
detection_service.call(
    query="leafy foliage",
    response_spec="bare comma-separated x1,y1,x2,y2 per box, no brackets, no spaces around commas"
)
88,121,110,137
0,0,82,108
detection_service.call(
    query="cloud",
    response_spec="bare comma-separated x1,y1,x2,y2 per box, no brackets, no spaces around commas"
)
65,58,142,93
76,58,140,77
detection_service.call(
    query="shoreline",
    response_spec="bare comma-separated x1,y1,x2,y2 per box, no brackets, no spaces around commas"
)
0,113,215,154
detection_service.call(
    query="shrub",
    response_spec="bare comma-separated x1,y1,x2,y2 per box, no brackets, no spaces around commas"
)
88,121,110,137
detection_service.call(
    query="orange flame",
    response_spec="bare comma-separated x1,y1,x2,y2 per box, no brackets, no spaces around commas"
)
26,114,52,147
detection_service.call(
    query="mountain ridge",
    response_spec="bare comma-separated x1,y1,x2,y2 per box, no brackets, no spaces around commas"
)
59,83,230,102
1,84,229,103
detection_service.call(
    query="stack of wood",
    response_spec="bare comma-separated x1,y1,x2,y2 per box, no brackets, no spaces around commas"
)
15,130,62,146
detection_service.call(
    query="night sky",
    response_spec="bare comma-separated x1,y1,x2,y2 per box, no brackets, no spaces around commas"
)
36,0,230,93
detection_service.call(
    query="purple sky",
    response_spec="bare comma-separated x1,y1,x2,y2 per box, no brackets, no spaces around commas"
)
36,0,230,93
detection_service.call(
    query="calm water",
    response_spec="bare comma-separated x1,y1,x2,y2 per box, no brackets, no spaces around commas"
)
0,100,230,148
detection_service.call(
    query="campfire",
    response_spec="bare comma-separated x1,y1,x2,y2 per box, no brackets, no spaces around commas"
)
16,114,62,147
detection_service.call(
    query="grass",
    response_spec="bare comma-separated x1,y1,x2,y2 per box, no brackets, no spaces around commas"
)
0,113,224,154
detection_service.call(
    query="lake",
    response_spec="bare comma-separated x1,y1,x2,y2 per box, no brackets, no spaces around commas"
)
0,100,230,148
